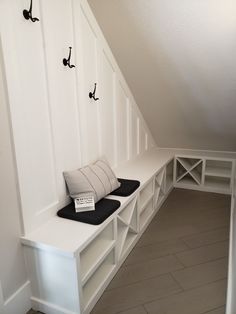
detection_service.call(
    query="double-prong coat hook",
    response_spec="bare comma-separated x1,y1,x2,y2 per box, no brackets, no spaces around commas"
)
63,47,75,69
89,83,99,101
23,0,39,22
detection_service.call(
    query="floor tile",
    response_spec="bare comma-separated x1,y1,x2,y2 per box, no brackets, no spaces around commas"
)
137,224,197,247
182,228,229,249
172,258,228,290
108,255,184,290
124,239,188,266
144,279,227,314
175,241,229,267
92,189,230,314
204,306,225,313
118,305,147,314
91,274,181,314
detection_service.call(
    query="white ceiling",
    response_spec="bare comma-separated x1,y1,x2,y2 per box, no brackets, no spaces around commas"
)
88,0,236,152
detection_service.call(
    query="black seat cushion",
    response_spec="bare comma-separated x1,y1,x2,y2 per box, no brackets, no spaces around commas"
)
110,178,140,197
57,198,120,225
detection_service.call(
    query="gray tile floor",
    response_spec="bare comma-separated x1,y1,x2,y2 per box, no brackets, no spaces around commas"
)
92,189,230,314
28,188,230,314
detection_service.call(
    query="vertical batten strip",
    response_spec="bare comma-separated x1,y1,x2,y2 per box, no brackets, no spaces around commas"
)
126,98,131,161
71,0,83,167
114,75,119,167
137,117,141,155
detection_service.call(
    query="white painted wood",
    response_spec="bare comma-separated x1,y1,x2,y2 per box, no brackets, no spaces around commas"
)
40,0,81,207
97,49,116,166
0,33,31,303
0,282,4,314
0,0,157,235
0,0,58,233
226,167,236,314
81,0,156,151
76,3,100,164
116,80,129,165
21,149,174,253
174,155,234,195
22,148,175,314
3,282,31,314
25,246,80,313
138,118,147,155
22,148,235,313
130,104,139,159
3,281,31,314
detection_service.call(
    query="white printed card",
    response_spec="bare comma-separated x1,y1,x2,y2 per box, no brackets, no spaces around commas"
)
74,195,95,213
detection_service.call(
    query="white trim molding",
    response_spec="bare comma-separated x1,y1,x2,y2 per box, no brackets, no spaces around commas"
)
0,282,4,314
3,281,31,314
31,297,76,314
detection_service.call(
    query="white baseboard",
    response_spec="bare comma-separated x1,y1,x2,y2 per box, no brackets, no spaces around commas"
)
31,297,77,314
3,281,31,314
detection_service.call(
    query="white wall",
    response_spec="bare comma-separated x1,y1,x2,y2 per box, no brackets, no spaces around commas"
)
88,0,236,152
0,0,155,310
0,38,30,309
0,0,155,258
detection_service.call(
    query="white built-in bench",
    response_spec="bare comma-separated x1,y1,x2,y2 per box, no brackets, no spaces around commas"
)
21,148,236,314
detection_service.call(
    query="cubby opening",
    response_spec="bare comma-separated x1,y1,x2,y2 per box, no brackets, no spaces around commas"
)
139,180,154,210
118,197,137,225
177,157,202,171
178,173,199,186
154,169,165,209
176,157,203,186
204,176,231,193
117,197,138,260
205,160,232,178
165,160,174,193
140,198,154,230
82,249,115,311
80,221,115,283
117,218,128,259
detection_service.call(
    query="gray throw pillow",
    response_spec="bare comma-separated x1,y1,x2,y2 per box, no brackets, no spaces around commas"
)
63,159,121,203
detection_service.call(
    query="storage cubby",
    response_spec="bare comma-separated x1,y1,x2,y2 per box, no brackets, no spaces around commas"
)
203,159,233,193
175,156,234,195
82,249,116,311
117,197,138,260
165,160,174,193
118,197,137,226
154,168,165,209
176,157,203,186
22,152,235,314
80,221,115,284
140,198,154,231
139,179,154,210
204,176,231,193
205,160,232,178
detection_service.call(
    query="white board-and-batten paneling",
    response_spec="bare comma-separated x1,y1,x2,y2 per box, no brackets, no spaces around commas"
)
98,49,116,167
76,4,101,165
40,0,81,207
116,80,129,165
0,0,58,234
0,0,156,234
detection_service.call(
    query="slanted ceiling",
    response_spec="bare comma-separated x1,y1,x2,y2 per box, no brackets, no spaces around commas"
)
88,0,236,152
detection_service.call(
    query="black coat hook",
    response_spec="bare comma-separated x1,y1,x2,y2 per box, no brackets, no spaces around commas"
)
89,83,99,101
63,47,75,69
23,0,39,22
